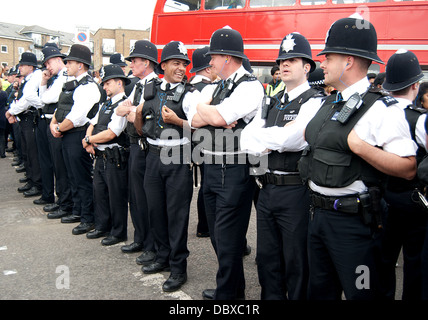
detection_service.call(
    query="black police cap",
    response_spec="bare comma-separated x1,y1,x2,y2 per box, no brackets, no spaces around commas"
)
318,15,383,65
126,40,158,65
276,32,316,72
383,49,424,92
19,52,38,67
156,41,191,75
41,46,66,65
110,53,127,67
100,64,131,86
190,46,211,73
64,44,92,67
308,67,325,87
206,27,247,59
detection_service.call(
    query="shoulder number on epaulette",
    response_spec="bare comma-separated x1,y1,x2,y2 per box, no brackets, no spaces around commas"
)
380,95,398,107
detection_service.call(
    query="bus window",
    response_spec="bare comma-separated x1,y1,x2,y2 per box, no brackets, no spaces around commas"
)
300,0,327,5
331,0,385,4
249,0,296,7
205,0,245,9
163,0,201,12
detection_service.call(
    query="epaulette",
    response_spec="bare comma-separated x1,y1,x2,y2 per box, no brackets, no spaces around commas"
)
379,95,398,107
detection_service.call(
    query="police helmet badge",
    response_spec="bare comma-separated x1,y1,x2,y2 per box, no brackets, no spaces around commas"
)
281,34,297,53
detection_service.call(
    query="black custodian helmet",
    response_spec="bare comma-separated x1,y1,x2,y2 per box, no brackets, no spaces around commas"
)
156,41,191,74
41,46,66,65
19,52,38,67
318,15,383,64
190,46,211,73
383,49,424,92
99,64,131,86
126,40,158,65
276,32,316,72
64,44,92,67
206,26,247,59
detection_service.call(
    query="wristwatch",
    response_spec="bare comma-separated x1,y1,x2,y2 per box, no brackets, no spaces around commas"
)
56,125,61,133
85,136,91,144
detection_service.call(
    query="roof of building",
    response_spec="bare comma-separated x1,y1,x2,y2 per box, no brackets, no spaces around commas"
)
0,22,32,41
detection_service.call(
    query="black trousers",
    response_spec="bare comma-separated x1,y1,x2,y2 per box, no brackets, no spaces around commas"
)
19,113,41,189
61,130,94,223
35,116,55,202
380,189,427,300
93,155,128,238
144,151,193,275
12,122,23,162
196,164,209,234
46,119,73,211
308,207,381,300
203,163,255,300
128,144,155,249
256,183,310,300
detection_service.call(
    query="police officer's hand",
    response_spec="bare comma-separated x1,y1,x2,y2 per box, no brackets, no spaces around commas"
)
223,121,237,129
162,106,181,126
50,122,62,138
85,144,95,155
41,70,52,86
116,100,133,117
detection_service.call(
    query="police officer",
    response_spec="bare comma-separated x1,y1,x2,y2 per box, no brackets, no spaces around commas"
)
298,15,418,300
190,27,265,300
241,32,325,300
110,53,138,97
379,49,427,300
190,46,216,238
6,52,43,198
137,41,199,293
50,44,101,235
115,40,158,266
84,64,130,245
39,45,74,218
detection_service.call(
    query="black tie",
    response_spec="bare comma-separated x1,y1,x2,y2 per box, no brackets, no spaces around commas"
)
47,74,58,88
165,83,171,91
283,93,289,104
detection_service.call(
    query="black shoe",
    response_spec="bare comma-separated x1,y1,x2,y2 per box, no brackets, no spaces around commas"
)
33,197,53,205
18,182,32,193
243,244,251,256
72,222,95,235
101,235,127,246
162,273,187,292
15,164,25,173
202,289,215,300
23,187,42,197
47,209,71,219
0,155,5,158
61,214,81,224
19,177,29,183
86,230,109,239
43,203,60,212
121,242,144,253
11,160,22,167
142,262,170,274
136,251,156,265
196,231,210,238
6,147,15,153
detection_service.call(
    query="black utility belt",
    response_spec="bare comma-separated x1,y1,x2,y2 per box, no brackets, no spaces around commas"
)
94,146,129,159
311,192,362,214
256,173,302,188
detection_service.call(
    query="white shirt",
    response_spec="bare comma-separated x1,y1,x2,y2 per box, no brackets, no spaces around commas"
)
90,93,128,151
8,69,43,115
190,65,263,128
309,77,418,196
241,81,323,156
190,74,211,85
147,79,201,147
39,67,71,119
65,72,101,128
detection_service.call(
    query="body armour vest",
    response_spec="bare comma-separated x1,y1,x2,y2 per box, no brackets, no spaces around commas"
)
92,97,129,147
387,105,426,192
55,75,100,124
141,79,193,140
201,74,261,153
298,89,388,189
265,87,325,172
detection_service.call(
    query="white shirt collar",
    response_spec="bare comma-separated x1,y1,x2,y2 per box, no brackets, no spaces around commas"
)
341,77,371,101
109,92,126,104
283,81,310,102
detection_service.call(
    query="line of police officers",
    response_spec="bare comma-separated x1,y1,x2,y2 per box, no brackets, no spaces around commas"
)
4,14,428,300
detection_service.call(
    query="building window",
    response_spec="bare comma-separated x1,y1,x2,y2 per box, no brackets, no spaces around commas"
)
18,47,25,55
102,39,115,54
1,45,7,53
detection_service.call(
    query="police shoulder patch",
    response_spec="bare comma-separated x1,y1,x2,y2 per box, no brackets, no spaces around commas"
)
379,95,398,107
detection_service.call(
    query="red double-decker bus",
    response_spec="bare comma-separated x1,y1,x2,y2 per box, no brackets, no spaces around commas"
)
150,0,428,84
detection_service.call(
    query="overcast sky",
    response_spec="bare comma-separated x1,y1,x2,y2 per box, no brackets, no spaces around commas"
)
2,0,158,34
